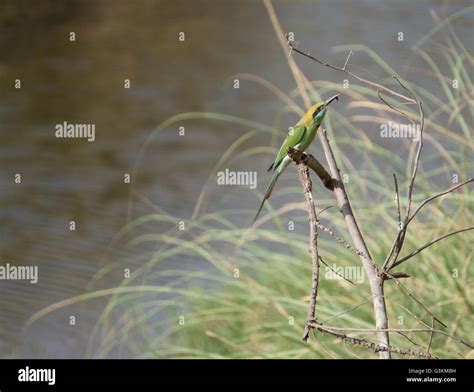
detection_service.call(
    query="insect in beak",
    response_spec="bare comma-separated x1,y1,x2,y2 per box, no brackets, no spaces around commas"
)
325,94,340,106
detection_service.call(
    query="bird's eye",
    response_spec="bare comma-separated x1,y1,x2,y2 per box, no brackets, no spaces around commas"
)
312,107,321,118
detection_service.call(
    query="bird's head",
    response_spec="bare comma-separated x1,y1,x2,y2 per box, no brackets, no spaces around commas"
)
298,94,340,127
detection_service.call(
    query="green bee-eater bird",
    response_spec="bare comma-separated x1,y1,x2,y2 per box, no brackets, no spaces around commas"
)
252,94,339,225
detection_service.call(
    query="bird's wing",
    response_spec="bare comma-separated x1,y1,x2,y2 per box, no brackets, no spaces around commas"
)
269,124,307,171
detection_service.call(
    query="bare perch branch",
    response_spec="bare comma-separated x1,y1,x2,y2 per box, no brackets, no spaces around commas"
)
288,147,334,191
296,163,321,342
318,129,391,359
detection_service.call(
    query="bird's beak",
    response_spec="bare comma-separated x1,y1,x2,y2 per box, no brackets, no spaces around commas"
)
325,94,340,106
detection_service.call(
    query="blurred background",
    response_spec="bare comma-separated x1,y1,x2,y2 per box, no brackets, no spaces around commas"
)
0,0,472,358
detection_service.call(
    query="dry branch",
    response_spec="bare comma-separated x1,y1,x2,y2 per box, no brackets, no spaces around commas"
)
296,163,321,342
288,149,372,260
318,129,391,359
309,321,473,350
286,38,416,104
288,147,334,191
309,321,436,359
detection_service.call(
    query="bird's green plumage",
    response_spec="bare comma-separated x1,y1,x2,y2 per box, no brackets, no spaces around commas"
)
251,95,339,226
270,124,307,173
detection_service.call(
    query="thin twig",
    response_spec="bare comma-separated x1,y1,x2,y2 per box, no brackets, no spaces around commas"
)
343,50,353,71
317,223,365,258
392,226,474,268
321,300,371,324
397,331,424,348
319,256,379,303
400,305,433,330
402,79,424,223
427,317,435,354
383,177,473,271
393,174,402,227
286,38,416,104
407,178,473,227
319,256,357,287
399,306,471,356
377,89,416,125
382,271,447,328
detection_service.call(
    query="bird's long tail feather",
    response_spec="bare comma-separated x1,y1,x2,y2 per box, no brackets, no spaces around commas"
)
251,170,280,226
